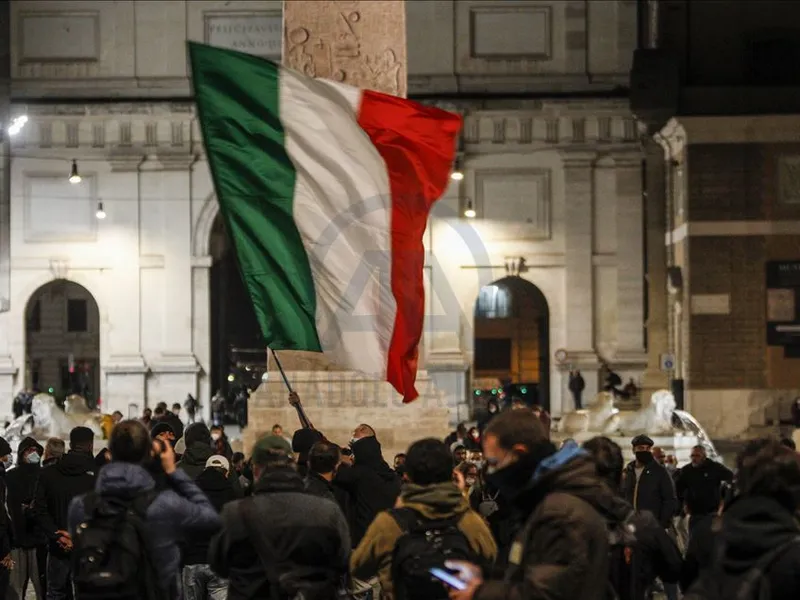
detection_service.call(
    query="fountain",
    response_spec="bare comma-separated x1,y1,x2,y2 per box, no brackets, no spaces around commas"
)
2,393,107,463
553,389,719,465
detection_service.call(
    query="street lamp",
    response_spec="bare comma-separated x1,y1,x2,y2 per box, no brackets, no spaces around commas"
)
463,199,476,219
95,202,106,220
68,159,81,184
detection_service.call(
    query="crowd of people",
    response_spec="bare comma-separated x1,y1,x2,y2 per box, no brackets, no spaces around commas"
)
0,398,797,600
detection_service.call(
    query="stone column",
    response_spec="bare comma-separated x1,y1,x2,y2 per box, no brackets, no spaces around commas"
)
641,139,670,398
562,152,598,410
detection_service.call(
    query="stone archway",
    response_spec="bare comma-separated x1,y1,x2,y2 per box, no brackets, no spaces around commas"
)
209,214,266,408
473,276,550,410
24,279,101,409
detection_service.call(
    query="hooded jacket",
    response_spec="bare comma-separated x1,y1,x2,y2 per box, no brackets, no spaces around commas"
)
475,446,618,600
334,436,401,546
68,462,221,598
209,466,350,600
5,437,45,549
33,448,96,556
681,495,800,599
351,481,497,599
177,442,214,480
182,466,238,566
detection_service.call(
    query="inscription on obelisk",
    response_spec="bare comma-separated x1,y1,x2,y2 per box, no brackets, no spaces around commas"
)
283,0,407,97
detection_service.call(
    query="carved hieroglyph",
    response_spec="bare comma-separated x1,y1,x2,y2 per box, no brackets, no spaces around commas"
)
283,0,407,97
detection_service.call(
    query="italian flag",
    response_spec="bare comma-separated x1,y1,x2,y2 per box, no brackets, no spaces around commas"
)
189,43,461,402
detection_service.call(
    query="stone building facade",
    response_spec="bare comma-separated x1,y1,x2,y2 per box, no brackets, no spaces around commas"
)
635,0,800,438
0,0,651,425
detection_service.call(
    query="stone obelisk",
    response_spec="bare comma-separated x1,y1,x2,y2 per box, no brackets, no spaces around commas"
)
243,1,449,459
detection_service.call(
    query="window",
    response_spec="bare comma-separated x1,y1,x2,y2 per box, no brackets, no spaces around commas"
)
67,299,88,332
475,284,512,319
474,338,512,371
27,299,41,333
746,33,800,86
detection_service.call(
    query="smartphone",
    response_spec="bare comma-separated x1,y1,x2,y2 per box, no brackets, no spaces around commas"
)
429,567,467,591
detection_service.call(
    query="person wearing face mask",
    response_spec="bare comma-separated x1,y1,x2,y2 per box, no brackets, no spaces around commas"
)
6,437,47,600
210,425,233,461
446,409,618,600
621,435,677,530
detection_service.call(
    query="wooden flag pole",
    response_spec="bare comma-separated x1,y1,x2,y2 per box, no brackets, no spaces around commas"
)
269,348,314,430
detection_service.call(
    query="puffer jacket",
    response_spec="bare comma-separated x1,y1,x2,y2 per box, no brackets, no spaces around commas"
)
351,481,497,599
334,436,401,546
68,462,221,599
475,446,618,600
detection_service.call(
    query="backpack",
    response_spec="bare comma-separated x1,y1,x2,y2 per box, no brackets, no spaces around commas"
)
684,532,800,600
71,490,162,600
606,510,642,600
388,507,476,600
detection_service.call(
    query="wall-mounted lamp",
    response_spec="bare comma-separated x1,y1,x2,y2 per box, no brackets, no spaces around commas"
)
95,201,106,220
68,159,82,184
6,115,28,137
463,199,476,219
451,155,464,181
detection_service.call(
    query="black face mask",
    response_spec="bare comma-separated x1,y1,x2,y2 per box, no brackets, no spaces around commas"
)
484,443,555,501
635,451,654,465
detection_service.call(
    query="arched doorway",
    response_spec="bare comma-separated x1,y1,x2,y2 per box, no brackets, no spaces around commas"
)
209,214,266,406
473,277,550,411
24,279,100,409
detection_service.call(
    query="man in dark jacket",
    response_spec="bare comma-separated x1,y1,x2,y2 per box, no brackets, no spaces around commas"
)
6,437,46,600
446,409,618,600
680,438,800,600
68,419,221,600
334,424,401,546
209,435,350,600
304,441,340,502
179,423,243,498
153,402,184,441
182,455,238,600
583,436,682,600
0,437,14,596
34,426,97,600
675,444,733,534
621,435,677,529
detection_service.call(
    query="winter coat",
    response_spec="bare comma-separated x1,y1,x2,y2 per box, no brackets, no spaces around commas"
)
68,462,220,599
178,443,243,498
474,449,618,600
182,467,238,566
675,459,733,516
621,460,677,528
209,466,351,600
681,495,800,599
351,480,497,600
5,437,46,549
334,436,401,546
33,449,96,556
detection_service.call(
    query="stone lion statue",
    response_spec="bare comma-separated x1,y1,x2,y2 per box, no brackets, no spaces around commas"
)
558,392,619,434
29,394,103,439
616,389,676,436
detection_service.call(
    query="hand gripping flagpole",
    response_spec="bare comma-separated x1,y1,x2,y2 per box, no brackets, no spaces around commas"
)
269,348,314,430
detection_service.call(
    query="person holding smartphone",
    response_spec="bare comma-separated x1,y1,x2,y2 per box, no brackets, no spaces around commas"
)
446,409,617,600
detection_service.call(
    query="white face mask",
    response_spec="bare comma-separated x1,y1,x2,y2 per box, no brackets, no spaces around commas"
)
211,433,221,441
26,452,41,464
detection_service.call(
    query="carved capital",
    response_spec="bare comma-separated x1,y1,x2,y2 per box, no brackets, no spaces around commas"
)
283,0,407,97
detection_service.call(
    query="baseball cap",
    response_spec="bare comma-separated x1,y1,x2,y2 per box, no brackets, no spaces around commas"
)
205,455,230,471
252,435,293,466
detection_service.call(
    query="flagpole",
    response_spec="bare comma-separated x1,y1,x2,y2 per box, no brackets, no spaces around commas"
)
269,348,314,430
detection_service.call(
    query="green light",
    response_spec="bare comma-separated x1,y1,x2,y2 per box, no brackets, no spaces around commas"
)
474,390,481,396
48,387,54,394
520,387,527,394
491,389,497,395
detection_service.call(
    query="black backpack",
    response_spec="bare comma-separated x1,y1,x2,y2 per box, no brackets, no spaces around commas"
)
606,510,643,600
388,507,476,600
684,532,800,600
72,490,163,600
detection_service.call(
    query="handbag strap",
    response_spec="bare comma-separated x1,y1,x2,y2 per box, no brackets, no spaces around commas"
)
240,497,286,600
